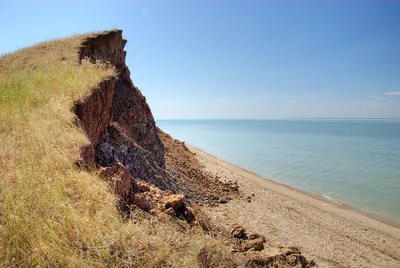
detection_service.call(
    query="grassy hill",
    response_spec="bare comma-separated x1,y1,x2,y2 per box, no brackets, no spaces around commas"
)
0,30,316,268
0,31,208,267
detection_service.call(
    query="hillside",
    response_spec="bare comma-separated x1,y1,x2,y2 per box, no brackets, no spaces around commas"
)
0,30,315,267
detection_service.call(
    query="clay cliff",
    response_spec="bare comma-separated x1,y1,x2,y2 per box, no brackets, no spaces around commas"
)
73,30,239,208
74,30,170,192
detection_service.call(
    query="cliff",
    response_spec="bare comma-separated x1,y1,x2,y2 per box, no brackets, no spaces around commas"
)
0,30,315,267
73,30,240,210
74,30,171,191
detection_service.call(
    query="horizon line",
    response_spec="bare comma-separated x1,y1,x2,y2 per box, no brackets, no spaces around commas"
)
156,117,400,120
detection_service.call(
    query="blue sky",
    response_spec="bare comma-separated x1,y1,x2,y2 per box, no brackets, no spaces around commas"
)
1,1,399,119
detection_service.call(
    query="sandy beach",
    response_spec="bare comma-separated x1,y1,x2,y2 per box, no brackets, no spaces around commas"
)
189,145,400,267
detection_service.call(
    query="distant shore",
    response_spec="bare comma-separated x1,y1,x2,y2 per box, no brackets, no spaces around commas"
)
188,144,400,267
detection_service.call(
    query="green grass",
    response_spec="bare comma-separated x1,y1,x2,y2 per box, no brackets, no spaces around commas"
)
0,32,209,267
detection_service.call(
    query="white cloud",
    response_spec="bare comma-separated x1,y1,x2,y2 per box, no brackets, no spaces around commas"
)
384,91,400,96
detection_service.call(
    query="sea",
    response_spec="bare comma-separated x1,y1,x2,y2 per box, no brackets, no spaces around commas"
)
157,119,400,224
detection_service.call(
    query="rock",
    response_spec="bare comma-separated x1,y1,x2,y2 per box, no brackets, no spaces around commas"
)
164,207,175,217
111,77,166,169
230,245,243,253
133,194,153,212
96,125,173,190
137,181,151,192
219,197,228,204
165,194,186,213
230,224,248,240
182,207,196,223
99,161,134,211
242,237,265,252
230,184,239,191
248,233,266,242
245,246,315,267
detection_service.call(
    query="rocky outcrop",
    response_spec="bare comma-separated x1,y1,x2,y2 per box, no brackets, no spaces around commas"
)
131,180,195,223
79,30,165,169
75,30,168,190
96,125,172,190
72,30,182,222
111,77,165,169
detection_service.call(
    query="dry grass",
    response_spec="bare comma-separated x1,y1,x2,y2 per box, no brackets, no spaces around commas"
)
0,32,209,267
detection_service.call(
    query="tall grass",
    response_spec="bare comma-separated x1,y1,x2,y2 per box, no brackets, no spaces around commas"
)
0,32,205,266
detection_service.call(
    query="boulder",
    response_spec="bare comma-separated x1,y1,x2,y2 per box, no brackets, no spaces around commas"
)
99,161,134,211
219,197,229,204
242,237,265,252
165,194,186,213
133,194,153,212
245,247,315,267
248,233,266,242
230,224,248,240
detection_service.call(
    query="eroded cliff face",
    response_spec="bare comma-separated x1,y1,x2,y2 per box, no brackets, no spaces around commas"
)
96,125,171,189
75,30,171,193
74,78,116,167
79,30,165,169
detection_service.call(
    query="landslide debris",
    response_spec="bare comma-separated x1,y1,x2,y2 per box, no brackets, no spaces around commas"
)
159,129,240,206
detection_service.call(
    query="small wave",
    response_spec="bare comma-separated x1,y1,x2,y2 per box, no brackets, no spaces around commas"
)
322,193,343,205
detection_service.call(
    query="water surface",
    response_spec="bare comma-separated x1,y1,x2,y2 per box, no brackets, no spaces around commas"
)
157,119,400,223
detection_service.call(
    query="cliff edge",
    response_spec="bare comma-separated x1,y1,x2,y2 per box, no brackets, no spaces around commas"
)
74,30,170,190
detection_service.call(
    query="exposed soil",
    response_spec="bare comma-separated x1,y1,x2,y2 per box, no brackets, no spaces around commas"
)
159,129,239,207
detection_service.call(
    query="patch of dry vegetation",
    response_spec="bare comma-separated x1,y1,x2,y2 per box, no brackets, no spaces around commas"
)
0,32,208,266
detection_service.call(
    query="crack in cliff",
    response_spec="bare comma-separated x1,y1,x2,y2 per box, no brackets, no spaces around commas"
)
94,79,112,144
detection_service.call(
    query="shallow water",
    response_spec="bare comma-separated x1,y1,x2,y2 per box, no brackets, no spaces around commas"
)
157,119,400,223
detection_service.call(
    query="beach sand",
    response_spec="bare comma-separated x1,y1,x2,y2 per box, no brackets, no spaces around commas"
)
188,145,400,267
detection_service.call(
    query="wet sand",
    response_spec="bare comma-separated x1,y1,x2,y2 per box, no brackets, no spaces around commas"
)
189,145,400,267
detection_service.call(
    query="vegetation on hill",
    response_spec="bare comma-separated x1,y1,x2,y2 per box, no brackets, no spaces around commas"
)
0,32,207,267
0,31,315,268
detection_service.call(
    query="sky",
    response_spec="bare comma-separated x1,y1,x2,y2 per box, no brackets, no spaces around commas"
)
0,0,399,119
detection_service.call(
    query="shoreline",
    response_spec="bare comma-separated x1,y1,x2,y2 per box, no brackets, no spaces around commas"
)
188,144,400,267
189,144,400,229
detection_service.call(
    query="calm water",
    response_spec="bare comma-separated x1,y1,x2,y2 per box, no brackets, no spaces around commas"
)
157,119,400,223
